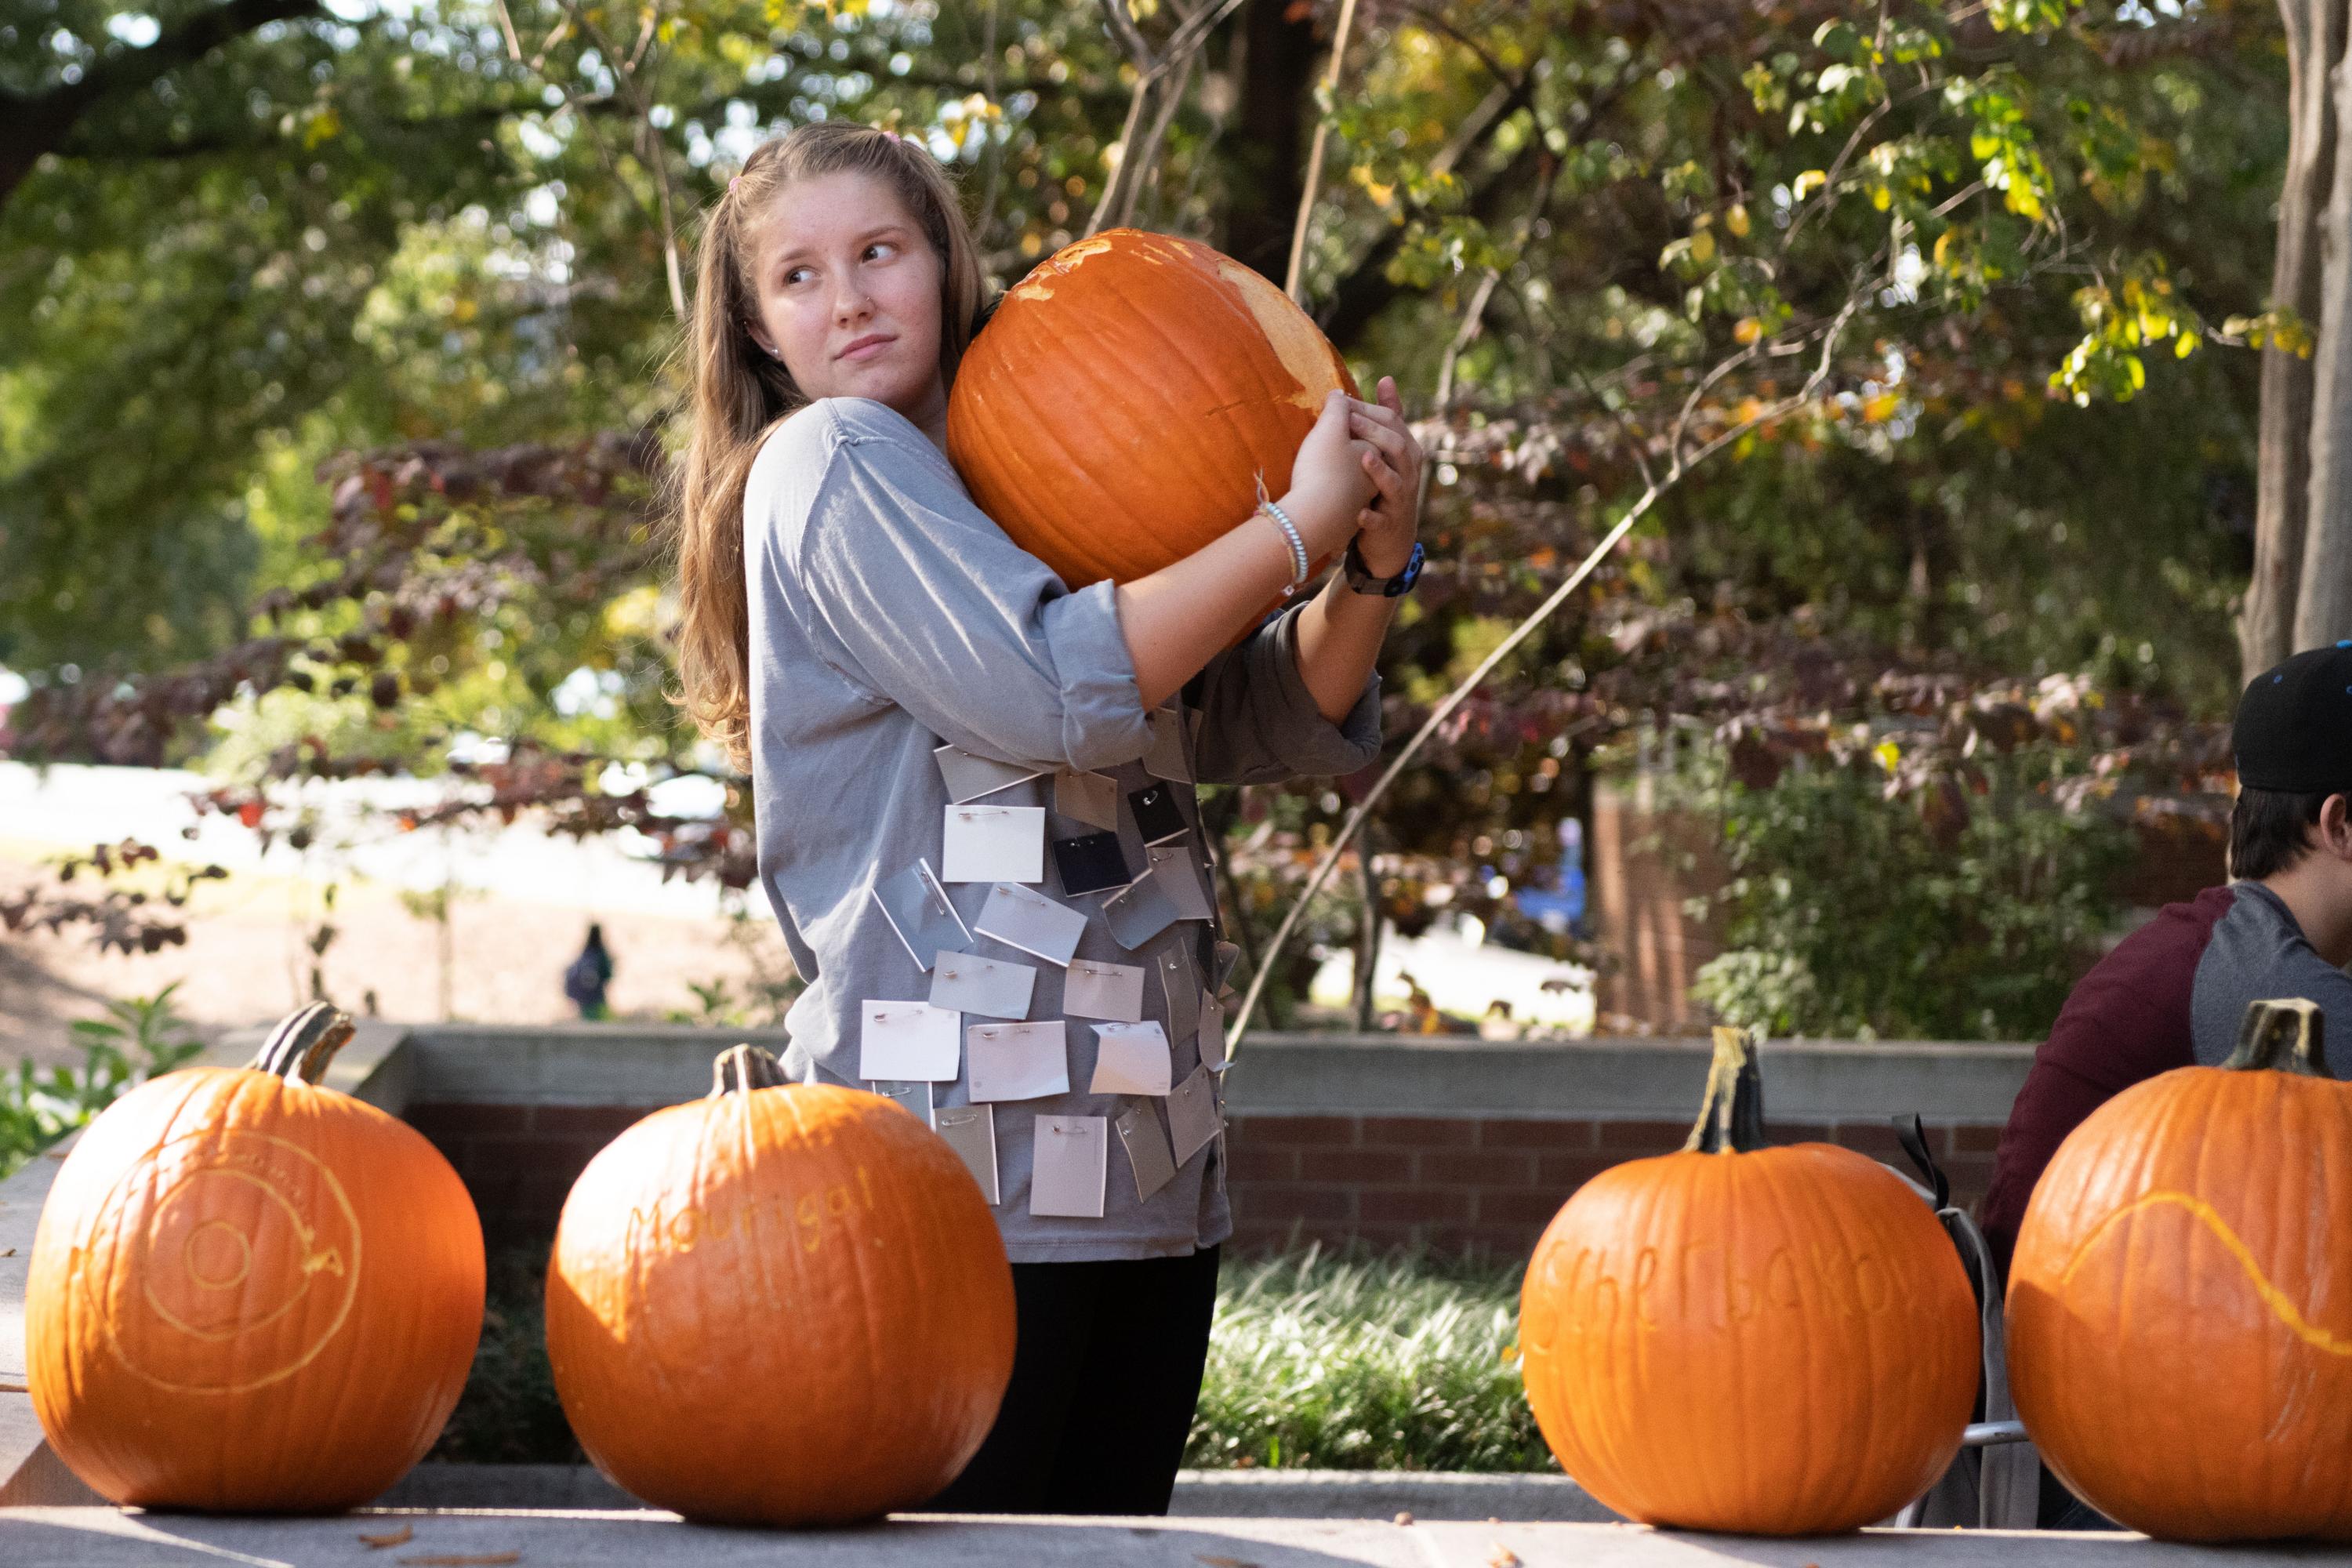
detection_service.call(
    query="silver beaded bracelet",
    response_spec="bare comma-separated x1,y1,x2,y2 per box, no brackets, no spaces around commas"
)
1253,479,1310,597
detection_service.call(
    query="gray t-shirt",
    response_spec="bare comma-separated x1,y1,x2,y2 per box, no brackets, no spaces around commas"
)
744,395,1384,1263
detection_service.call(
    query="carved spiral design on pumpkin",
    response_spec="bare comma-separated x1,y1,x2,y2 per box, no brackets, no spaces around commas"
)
2062,1189,2352,1358
73,1128,363,1393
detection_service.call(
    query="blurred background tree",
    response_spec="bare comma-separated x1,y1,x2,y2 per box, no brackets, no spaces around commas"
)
2,0,2278,1036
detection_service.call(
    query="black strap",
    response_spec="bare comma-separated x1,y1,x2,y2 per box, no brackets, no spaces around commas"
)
1893,1112,1950,1210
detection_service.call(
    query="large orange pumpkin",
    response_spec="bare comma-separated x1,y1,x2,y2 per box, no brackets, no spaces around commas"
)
946,228,1357,633
26,1004,485,1511
543,1045,1015,1525
1518,1028,1979,1534
2008,996,2352,1541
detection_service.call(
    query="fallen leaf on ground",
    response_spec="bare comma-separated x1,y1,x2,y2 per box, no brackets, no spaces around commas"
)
397,1554,519,1566
356,1524,413,1549
1194,1558,1259,1567
1489,1549,1523,1568
2,1247,16,1256
0,1382,28,1395
1393,1511,1414,1526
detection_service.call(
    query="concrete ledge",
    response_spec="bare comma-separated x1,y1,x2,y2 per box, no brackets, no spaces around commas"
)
373,1464,1619,1523
0,1508,2316,1566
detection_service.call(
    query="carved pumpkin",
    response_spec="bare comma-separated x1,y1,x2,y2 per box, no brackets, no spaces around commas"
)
946,228,1357,632
1518,1028,1979,1535
25,1005,485,1511
543,1045,1015,1525
2008,996,2352,1541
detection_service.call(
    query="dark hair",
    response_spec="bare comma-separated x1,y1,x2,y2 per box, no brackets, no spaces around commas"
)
2229,786,2333,880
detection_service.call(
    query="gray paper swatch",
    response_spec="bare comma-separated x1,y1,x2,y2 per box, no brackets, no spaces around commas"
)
966,1020,1069,1102
928,949,1037,1019
866,1080,935,1123
974,881,1087,966
1197,988,1227,1070
1154,942,1202,1047
932,1104,999,1204
858,1000,963,1081
1146,843,1217,922
1142,707,1194,782
934,743,1045,803
1054,769,1121,833
1064,957,1147,1023
1167,1062,1221,1165
1102,867,1184,950
871,858,971,971
1030,1114,1107,1218
942,804,1046,884
1089,1020,1174,1095
1116,1103,1178,1202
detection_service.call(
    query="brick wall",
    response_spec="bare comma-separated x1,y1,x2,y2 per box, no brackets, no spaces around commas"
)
404,1101,2002,1258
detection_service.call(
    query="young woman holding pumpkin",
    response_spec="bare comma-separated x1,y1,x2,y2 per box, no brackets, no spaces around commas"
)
667,122,1425,1515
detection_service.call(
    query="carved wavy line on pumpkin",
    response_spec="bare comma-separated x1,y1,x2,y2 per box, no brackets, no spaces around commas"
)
2059,1189,2352,1358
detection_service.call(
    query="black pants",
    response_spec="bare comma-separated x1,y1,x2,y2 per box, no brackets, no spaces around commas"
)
923,1244,1221,1515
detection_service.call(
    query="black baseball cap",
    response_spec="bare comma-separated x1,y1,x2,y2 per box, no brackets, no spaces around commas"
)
2234,642,2352,793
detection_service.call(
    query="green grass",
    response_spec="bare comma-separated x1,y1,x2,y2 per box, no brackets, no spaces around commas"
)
1185,1243,1551,1472
430,1240,1550,1472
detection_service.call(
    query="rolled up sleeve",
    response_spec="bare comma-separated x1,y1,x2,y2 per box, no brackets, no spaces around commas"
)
791,405,1154,774
1185,601,1384,784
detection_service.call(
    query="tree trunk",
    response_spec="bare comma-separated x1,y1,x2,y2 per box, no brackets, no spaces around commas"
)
2247,0,2347,674
1221,0,1317,283
2300,18,2352,651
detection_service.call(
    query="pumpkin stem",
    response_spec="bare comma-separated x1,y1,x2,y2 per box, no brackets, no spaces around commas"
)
2223,997,2333,1078
1683,1025,1769,1153
251,1003,357,1086
709,1044,789,1098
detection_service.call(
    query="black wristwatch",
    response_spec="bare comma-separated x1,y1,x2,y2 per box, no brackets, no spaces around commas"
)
1341,536,1425,597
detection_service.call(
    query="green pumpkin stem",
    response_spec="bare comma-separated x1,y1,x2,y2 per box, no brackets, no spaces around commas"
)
1684,1025,1769,1153
710,1044,789,1098
2223,998,2333,1079
252,1003,357,1086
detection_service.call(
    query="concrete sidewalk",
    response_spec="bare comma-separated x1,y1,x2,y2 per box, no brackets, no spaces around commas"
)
5,1508,2347,1567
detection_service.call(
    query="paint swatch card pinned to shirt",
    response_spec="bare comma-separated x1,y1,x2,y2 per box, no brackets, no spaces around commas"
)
975,881,1087,966
1127,782,1189,845
1116,1102,1178,1203
866,1080,935,1123
942,804,1045,884
1102,866,1184,951
966,1020,1069,1103
932,1104,1000,1204
1212,939,1243,993
1089,1020,1174,1096
1153,942,1202,1048
1054,769,1121,833
871,857,971,971
1146,843,1217,922
1050,829,1131,897
1030,1114,1107,1218
928,949,1036,1020
1197,987,1228,1070
934,743,1045,803
1166,1062,1222,1166
858,1000,962,1082
1142,706,1194,783
1064,957,1146,1023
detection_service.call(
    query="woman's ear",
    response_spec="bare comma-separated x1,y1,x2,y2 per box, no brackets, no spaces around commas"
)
746,322,783,361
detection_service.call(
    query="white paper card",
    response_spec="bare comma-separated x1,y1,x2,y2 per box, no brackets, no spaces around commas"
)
858,1000,962,1081
1064,957,1147,1023
871,858,971,971
935,743,1045,803
1142,707,1194,782
967,1020,1069,1102
928,949,1036,1019
942,804,1046,884
1146,844,1218,922
1197,987,1227,1070
1116,1103,1178,1202
1167,1062,1222,1165
866,1080,934,1122
1054,769,1122,833
1154,942,1202,1048
1102,867,1184,950
1030,1115,1107,1218
1089,1020,1174,1096
932,1105,1000,1203
974,881,1087,966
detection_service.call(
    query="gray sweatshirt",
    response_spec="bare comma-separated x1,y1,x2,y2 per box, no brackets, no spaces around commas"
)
744,395,1384,1262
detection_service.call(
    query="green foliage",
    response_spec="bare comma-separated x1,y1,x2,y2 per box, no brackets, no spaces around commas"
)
1673,743,2135,1041
0,985,208,1179
1185,1243,1547,1473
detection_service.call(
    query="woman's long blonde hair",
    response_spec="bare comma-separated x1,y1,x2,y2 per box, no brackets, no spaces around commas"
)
667,122,994,771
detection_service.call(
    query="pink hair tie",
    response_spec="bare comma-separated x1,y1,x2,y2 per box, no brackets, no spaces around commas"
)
728,175,740,193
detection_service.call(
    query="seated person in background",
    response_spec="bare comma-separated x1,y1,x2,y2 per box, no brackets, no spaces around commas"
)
1980,644,2352,1277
